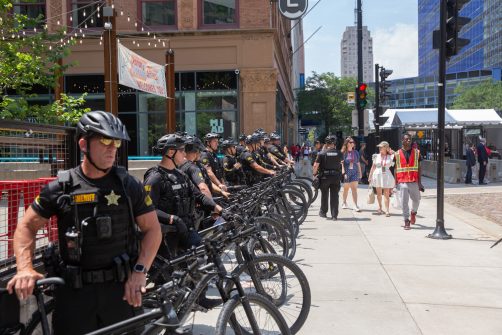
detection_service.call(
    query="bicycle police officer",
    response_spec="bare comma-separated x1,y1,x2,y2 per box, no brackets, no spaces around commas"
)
221,138,245,186
239,133,275,185
200,133,227,191
7,111,162,334
313,135,343,220
143,134,222,255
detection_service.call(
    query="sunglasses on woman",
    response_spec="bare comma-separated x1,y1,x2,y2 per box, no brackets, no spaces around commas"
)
99,136,122,148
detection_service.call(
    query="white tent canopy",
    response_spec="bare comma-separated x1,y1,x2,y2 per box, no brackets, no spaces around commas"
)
381,108,502,128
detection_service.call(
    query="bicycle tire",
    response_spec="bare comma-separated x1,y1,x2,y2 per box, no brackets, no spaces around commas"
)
214,292,291,335
253,216,289,259
265,213,297,260
225,254,311,334
287,181,313,205
23,298,55,335
282,188,308,225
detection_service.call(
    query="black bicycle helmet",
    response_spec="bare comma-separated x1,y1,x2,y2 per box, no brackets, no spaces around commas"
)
269,132,281,140
238,133,247,141
245,133,261,145
184,135,206,153
153,134,185,155
76,111,130,141
325,134,337,145
221,138,238,149
264,136,271,144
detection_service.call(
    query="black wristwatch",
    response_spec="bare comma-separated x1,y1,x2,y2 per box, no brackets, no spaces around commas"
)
133,263,147,274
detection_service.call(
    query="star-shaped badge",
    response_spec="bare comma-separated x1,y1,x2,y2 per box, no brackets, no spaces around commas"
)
105,190,121,206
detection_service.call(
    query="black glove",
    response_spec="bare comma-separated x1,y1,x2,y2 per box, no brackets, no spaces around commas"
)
312,176,320,189
170,215,188,234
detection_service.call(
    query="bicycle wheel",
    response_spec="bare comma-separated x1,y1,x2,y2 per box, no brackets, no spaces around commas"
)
225,254,311,334
261,213,297,260
287,181,313,205
282,188,308,225
214,292,291,335
253,217,289,259
23,298,55,335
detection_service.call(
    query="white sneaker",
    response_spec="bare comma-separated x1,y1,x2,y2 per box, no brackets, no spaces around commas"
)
342,203,348,209
354,206,361,212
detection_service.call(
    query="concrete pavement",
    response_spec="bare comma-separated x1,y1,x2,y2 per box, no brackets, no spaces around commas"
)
188,179,502,334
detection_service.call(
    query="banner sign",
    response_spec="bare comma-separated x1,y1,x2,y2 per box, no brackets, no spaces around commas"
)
118,43,167,97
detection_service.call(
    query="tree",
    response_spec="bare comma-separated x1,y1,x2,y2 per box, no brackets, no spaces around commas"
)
452,80,502,110
297,72,356,139
0,0,87,124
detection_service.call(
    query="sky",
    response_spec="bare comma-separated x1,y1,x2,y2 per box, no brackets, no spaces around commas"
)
302,0,419,80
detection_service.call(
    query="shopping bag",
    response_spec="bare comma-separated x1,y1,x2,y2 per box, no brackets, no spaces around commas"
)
367,185,375,204
392,186,402,210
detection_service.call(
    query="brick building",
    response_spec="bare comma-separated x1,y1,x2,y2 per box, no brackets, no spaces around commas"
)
33,0,304,156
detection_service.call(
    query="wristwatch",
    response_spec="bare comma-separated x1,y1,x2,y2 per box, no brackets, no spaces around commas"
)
133,263,147,274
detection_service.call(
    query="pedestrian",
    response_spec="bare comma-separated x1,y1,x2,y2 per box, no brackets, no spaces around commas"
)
341,137,362,212
465,143,476,184
394,133,424,230
359,142,369,184
7,111,162,334
477,137,489,185
368,141,395,216
313,135,343,220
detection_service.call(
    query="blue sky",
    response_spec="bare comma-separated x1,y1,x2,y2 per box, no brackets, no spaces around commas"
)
302,0,419,79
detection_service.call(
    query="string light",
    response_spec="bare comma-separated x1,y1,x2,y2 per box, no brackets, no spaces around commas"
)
120,10,124,16
127,16,130,22
83,10,86,17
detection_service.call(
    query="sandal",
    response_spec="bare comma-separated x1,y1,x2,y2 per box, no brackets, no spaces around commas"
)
376,209,383,215
386,212,391,217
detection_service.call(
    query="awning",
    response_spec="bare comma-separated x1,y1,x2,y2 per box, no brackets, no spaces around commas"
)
381,108,502,129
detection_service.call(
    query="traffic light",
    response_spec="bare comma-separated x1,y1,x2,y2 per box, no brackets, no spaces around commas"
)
433,0,471,59
356,83,368,109
379,68,393,103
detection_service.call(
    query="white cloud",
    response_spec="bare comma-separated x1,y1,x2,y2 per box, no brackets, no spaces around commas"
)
373,23,418,79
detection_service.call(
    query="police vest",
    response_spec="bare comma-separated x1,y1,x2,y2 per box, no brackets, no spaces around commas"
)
223,155,243,185
395,149,420,183
320,149,342,176
144,166,195,222
57,168,135,270
269,144,286,161
203,150,223,181
239,151,260,185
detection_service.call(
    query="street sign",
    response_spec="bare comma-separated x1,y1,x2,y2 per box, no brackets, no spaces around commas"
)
278,0,308,20
298,128,308,134
347,92,355,105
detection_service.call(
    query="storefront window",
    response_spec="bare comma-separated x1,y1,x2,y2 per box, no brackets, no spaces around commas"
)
140,0,176,28
196,91,237,110
200,0,238,27
192,111,237,139
70,1,103,28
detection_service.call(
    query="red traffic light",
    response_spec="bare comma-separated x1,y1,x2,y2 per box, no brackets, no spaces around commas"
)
358,83,367,91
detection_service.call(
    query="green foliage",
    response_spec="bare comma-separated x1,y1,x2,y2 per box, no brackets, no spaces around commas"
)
51,93,91,125
297,72,357,138
452,80,502,110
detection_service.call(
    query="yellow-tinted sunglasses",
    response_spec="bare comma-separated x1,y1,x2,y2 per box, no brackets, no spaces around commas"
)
99,136,122,148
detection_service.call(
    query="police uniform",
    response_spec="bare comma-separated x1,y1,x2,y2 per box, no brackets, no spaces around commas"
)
268,143,286,162
316,147,343,219
143,165,216,254
258,146,276,168
32,166,153,334
179,160,214,194
239,150,263,185
223,154,245,186
200,150,223,181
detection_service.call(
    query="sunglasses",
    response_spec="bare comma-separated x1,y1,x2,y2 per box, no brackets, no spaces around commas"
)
348,141,355,144
99,136,122,148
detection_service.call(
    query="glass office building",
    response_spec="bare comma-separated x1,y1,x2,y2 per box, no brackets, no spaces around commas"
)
418,0,501,76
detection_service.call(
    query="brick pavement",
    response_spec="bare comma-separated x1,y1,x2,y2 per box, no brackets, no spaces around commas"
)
445,193,502,227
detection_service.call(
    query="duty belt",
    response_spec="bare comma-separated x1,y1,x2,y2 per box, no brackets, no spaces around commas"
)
323,170,341,176
82,268,117,284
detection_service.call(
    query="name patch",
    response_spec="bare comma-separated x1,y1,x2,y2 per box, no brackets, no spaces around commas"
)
72,193,97,204
327,152,338,156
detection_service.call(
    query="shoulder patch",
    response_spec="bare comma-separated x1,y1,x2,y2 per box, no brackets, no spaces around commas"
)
198,172,203,177
247,156,252,161
144,195,153,206
144,185,151,192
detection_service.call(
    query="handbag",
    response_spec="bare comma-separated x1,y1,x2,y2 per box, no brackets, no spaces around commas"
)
367,184,375,204
392,186,402,210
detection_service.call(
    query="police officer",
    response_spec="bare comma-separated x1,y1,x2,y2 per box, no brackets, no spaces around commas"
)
236,133,247,153
239,133,275,185
313,135,343,220
179,135,229,198
269,132,293,165
143,134,222,252
221,138,245,186
201,133,227,191
7,111,162,334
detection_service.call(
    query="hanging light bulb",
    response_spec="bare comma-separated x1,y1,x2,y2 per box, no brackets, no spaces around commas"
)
162,41,165,47
147,32,150,36
111,4,114,9
79,28,82,33
49,45,52,50
100,36,103,41
127,16,130,22
70,16,73,22
153,34,156,39
34,27,37,32
83,10,86,17
132,40,136,45
80,39,82,44
97,12,100,18
134,22,138,27
22,31,26,35
57,20,60,25
91,18,94,24
84,23,88,29
120,10,123,16
154,44,157,48
148,42,151,46
82,33,85,38
99,40,102,46
117,38,120,43
141,27,144,32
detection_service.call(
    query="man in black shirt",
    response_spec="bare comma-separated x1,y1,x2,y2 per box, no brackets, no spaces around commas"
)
313,135,343,220
222,138,245,186
239,133,275,185
201,133,227,191
7,111,162,334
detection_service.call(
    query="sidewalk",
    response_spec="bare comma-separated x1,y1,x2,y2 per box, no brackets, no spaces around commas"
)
188,182,502,334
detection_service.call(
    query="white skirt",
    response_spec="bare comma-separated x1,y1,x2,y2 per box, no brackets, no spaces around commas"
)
371,170,395,188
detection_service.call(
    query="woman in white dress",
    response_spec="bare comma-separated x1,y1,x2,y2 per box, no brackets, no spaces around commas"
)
368,141,395,216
